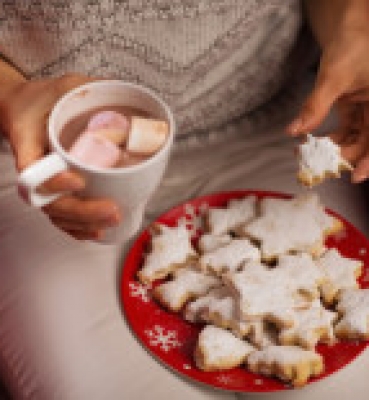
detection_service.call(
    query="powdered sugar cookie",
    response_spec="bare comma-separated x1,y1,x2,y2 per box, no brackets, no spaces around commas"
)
184,286,250,337
198,233,232,254
199,238,260,275
277,253,326,299
138,224,197,284
246,320,278,349
184,287,228,323
247,345,324,387
242,193,343,261
317,248,363,305
297,134,353,187
194,325,255,371
206,196,257,235
153,267,221,312
335,288,369,340
225,263,310,328
279,299,337,350
201,288,250,338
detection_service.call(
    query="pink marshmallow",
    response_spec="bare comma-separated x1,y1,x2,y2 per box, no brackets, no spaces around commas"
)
68,131,122,168
88,110,130,133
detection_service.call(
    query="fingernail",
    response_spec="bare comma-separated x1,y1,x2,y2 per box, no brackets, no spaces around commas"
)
95,230,105,239
69,178,85,191
287,118,303,135
99,206,121,222
353,174,367,183
103,215,121,226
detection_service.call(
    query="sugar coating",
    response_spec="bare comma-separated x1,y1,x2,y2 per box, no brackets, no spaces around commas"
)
201,287,250,337
298,134,352,187
225,263,309,327
317,248,363,305
184,287,228,323
246,320,278,349
138,224,196,284
195,325,254,371
153,267,220,312
184,286,249,337
207,197,257,235
247,345,324,387
200,239,260,275
277,253,326,299
243,193,342,261
279,299,337,349
139,194,365,386
198,233,232,254
335,288,369,340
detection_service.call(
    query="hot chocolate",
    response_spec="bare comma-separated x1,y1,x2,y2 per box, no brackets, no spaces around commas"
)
60,105,168,168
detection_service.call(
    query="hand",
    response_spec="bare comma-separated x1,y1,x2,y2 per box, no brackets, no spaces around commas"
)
287,26,369,183
0,73,121,240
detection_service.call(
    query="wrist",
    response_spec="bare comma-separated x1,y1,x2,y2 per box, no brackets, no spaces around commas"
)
0,60,27,104
324,0,369,50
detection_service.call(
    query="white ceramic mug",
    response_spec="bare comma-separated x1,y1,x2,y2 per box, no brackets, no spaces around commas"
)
17,80,175,243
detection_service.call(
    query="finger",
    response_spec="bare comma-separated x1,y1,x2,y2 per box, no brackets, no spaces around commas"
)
364,102,369,128
10,122,48,171
341,88,369,103
37,171,85,194
329,129,359,147
335,101,364,130
60,228,103,241
352,152,369,183
287,68,349,136
56,73,95,96
49,216,117,232
331,129,369,164
43,196,121,225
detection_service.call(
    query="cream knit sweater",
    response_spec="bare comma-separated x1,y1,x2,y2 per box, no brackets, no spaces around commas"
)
0,0,315,143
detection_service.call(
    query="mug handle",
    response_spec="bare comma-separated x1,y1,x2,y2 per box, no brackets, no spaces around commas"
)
17,153,69,207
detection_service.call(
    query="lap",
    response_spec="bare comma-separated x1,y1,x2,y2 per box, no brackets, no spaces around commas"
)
0,119,368,399
149,125,369,400
0,149,234,400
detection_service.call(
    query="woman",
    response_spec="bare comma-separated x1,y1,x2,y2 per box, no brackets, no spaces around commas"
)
0,1,368,399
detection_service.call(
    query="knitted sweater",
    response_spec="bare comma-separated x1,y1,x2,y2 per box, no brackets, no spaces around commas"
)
0,0,315,144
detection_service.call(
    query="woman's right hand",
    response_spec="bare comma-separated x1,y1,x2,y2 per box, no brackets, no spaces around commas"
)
0,73,121,240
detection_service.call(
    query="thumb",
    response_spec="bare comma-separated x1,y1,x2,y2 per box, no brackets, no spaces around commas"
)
10,122,48,171
287,67,348,136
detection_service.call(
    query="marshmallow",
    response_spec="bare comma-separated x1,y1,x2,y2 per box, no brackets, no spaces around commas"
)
127,117,169,155
68,131,122,168
87,110,130,145
67,110,168,168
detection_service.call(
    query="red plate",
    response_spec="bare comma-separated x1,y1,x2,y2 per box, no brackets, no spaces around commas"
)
120,190,369,393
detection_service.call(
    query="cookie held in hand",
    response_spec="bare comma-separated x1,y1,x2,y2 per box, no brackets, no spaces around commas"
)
297,134,353,187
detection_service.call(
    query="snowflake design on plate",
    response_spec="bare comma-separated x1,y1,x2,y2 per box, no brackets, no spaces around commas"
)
254,378,264,386
183,364,191,370
129,282,150,303
145,325,181,352
216,374,234,386
177,202,209,237
359,248,367,256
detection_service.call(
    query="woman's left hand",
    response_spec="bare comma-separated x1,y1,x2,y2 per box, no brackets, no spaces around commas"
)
287,26,369,183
